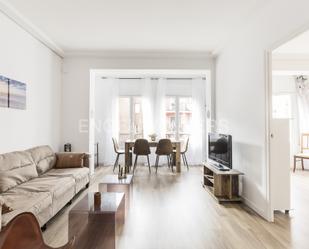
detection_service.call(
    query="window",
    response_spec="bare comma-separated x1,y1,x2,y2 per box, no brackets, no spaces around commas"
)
272,94,292,119
119,96,143,146
165,96,192,140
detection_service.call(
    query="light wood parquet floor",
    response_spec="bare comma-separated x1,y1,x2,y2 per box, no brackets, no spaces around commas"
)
42,166,309,249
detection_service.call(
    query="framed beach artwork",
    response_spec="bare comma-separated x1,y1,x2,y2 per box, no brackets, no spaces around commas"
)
0,75,9,108
9,79,26,109
0,75,26,110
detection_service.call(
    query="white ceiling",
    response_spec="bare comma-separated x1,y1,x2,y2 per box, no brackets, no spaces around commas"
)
274,30,309,54
5,0,266,54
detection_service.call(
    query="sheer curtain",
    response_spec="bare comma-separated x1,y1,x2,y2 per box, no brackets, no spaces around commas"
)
296,76,309,135
154,78,167,139
96,77,119,165
187,77,205,165
142,78,155,138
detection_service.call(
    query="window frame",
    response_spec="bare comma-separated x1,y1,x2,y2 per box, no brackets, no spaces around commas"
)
119,95,143,142
165,95,192,140
272,93,294,119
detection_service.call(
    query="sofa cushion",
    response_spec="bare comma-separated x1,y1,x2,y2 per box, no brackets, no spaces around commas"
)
27,145,56,175
15,175,75,215
55,153,85,168
0,189,52,227
16,175,75,200
44,167,90,193
0,151,38,193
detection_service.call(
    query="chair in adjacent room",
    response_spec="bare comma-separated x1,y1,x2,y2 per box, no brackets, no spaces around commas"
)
112,137,125,172
0,212,75,249
155,139,173,173
294,133,309,172
180,137,190,170
133,139,151,174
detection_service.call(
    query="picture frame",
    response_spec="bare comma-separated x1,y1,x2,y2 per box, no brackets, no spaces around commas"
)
9,79,26,110
0,75,27,110
0,75,9,108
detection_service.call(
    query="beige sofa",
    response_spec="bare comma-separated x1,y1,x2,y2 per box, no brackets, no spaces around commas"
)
0,145,90,231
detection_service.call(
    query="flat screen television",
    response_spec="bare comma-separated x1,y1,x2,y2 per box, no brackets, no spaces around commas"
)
208,133,232,169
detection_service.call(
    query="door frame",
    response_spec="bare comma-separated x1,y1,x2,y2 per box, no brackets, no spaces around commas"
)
266,25,309,221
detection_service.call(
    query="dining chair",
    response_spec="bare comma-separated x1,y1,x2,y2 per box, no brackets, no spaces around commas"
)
180,137,190,170
0,212,75,249
112,137,125,172
155,139,173,173
133,139,151,174
294,133,309,172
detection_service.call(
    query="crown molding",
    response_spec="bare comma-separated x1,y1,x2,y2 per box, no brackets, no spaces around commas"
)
64,50,214,59
272,53,309,61
0,0,64,58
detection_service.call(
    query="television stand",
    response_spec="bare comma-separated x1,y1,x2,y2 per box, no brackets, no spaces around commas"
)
203,162,244,203
212,163,230,171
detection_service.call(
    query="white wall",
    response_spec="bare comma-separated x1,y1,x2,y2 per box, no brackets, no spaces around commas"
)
272,75,297,94
273,54,309,72
0,12,62,153
62,55,215,152
215,0,309,220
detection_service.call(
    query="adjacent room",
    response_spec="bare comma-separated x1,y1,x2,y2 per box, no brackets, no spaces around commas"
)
269,30,309,220
1,0,309,249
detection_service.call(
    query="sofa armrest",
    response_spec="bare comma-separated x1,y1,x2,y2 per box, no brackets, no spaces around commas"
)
83,153,91,168
0,197,4,232
55,152,91,168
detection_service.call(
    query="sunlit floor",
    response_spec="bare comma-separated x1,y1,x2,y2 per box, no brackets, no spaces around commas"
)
42,166,309,249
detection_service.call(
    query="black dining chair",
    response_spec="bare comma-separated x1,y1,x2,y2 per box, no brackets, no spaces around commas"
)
155,139,173,173
133,139,151,174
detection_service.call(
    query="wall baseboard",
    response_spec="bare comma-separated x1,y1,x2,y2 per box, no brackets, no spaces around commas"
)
242,196,272,222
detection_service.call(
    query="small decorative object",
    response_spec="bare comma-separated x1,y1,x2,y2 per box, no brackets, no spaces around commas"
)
0,75,26,109
125,164,130,174
149,133,157,141
64,143,72,152
94,192,101,207
118,165,127,179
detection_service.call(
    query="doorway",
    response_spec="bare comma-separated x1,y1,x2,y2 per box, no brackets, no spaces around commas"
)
88,69,212,171
269,30,309,221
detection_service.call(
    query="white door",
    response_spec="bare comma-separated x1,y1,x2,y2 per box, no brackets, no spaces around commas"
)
270,118,291,218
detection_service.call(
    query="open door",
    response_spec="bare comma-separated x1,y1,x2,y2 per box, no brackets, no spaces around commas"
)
270,118,291,219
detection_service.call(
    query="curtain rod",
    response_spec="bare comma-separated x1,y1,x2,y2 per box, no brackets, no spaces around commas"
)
101,77,206,80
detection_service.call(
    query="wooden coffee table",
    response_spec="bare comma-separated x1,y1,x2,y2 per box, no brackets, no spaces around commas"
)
69,192,125,249
99,174,133,212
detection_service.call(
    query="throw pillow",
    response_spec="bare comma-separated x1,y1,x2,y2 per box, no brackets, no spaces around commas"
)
55,153,85,168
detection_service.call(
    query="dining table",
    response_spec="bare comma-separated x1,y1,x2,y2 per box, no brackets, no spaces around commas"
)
124,140,182,173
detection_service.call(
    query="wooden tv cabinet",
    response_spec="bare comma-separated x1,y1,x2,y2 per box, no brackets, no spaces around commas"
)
203,162,244,203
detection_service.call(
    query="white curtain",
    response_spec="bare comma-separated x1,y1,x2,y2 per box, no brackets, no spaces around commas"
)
187,78,205,165
95,76,207,166
154,78,167,139
296,76,309,135
142,78,155,138
96,77,119,165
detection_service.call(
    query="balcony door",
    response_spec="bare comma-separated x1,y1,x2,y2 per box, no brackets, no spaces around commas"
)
165,96,192,140
119,96,143,146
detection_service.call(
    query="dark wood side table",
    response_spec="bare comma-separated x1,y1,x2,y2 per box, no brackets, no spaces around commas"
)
69,192,125,249
99,174,133,213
